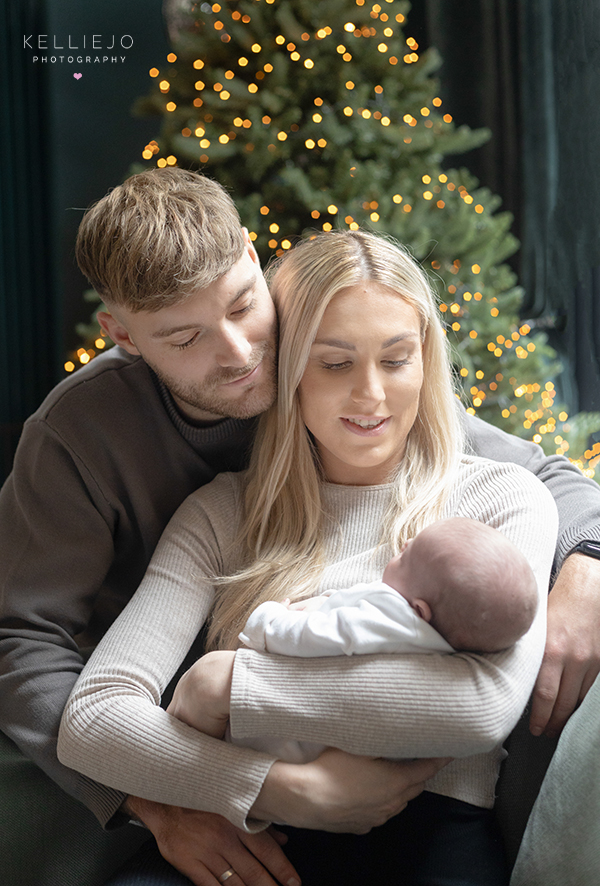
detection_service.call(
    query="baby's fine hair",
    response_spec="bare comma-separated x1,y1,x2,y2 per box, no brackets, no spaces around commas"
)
417,518,538,652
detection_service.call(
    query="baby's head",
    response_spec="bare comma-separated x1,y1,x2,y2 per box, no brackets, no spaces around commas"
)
382,517,537,653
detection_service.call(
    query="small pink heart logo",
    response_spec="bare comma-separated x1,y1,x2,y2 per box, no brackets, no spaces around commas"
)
73,72,82,80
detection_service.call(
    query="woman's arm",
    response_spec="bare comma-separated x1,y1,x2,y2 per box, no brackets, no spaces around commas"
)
58,477,276,832
57,474,441,838
229,461,558,759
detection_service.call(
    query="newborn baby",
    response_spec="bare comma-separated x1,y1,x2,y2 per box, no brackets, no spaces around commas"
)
170,517,538,763
240,516,538,658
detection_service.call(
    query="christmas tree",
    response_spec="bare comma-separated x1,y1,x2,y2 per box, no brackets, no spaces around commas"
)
69,0,600,477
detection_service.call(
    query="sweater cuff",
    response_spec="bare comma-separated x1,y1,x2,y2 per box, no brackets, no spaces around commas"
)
557,524,600,572
75,775,129,829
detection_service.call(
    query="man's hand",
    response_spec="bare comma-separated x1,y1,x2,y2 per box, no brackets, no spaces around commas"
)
125,797,300,886
530,552,600,737
167,650,235,739
250,747,451,834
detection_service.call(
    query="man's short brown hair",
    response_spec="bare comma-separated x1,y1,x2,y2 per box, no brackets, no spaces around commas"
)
76,168,246,312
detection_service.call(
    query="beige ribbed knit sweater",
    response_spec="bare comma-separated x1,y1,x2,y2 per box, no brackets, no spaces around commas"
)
58,456,557,831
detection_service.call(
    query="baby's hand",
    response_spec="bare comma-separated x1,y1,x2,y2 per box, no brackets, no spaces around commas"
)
286,596,326,612
167,651,234,740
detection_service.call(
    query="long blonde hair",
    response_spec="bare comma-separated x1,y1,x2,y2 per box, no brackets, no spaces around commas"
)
207,230,464,650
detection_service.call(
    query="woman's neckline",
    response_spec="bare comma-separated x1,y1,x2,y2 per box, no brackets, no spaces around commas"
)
321,479,395,491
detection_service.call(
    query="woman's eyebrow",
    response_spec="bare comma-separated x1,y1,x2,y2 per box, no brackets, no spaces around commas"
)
313,337,356,350
382,332,420,348
312,331,420,350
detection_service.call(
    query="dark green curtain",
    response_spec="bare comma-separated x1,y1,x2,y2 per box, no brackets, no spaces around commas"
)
1,0,58,482
411,0,522,252
413,0,600,413
519,0,600,411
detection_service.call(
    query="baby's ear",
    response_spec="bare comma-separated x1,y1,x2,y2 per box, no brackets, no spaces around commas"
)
412,599,432,623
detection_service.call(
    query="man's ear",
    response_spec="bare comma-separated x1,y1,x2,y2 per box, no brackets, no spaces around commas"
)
97,311,140,356
242,228,260,265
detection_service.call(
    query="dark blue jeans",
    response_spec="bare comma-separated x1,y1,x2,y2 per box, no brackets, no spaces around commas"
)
106,792,509,886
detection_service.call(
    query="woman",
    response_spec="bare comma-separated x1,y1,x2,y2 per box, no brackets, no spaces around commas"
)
58,231,557,885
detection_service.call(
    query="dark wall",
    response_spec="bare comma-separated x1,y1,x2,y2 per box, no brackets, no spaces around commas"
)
1,0,169,481
47,0,170,356
409,0,522,255
1,0,56,480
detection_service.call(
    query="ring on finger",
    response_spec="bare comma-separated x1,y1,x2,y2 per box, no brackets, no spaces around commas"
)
219,870,235,883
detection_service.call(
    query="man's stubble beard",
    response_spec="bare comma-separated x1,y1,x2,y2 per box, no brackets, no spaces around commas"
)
154,339,278,420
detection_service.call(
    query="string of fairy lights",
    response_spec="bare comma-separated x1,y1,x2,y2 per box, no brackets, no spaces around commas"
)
64,0,599,478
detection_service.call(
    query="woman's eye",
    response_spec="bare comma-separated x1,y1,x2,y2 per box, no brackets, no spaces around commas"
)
384,359,410,368
320,360,352,370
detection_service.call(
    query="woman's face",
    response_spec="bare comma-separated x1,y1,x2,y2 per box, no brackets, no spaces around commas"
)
298,282,424,486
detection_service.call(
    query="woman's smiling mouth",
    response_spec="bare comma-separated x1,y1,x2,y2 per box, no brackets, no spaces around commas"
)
341,416,390,435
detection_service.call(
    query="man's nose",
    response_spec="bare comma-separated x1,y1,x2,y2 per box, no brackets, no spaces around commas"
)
215,323,253,367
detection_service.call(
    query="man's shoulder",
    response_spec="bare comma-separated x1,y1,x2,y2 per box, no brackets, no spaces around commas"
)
31,347,153,424
463,410,540,466
13,347,177,482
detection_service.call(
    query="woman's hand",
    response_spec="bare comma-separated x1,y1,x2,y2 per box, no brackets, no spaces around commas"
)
125,797,300,886
251,747,451,834
167,650,235,739
530,553,600,737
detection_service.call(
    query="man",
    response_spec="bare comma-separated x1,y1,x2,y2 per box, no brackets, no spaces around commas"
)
1,168,599,886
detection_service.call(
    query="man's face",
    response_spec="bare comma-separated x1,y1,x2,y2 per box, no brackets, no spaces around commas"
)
99,236,277,422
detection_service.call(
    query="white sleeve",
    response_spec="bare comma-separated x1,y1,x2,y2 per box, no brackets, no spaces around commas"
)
239,587,452,656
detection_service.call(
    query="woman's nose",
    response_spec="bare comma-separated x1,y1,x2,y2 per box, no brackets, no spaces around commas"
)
216,324,253,367
350,367,385,405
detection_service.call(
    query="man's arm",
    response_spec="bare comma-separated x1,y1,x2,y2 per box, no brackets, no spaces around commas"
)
464,410,600,564
0,418,303,886
465,410,600,734
0,421,128,820
529,552,600,736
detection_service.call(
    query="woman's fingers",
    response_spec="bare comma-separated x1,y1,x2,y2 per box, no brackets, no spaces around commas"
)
266,825,289,847
254,748,451,833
